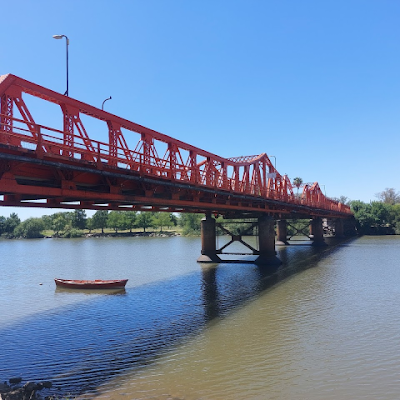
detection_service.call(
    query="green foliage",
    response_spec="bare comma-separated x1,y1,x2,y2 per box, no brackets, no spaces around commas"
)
51,213,69,235
350,200,397,234
86,217,94,233
107,211,129,232
178,213,203,235
4,212,21,234
13,218,44,238
152,212,172,232
125,211,137,232
71,209,87,229
0,215,6,235
286,219,310,237
136,212,155,232
293,177,303,189
92,210,109,233
61,226,84,238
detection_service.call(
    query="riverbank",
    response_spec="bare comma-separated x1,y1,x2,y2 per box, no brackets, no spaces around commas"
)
0,229,185,240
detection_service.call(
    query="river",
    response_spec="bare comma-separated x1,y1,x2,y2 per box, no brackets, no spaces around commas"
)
1,235,400,399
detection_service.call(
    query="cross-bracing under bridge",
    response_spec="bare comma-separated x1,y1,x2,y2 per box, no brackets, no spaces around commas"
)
0,74,354,264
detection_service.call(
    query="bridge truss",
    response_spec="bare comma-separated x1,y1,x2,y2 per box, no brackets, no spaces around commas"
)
0,74,352,219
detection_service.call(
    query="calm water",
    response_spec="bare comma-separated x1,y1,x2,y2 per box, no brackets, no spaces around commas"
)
1,235,400,399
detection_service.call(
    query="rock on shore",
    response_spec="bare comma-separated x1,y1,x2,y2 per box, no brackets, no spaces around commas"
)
0,379,52,400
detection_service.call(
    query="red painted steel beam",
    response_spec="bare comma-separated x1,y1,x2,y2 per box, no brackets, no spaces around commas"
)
0,73,353,218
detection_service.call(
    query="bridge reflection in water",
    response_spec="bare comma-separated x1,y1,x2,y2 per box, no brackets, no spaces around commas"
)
0,237,353,398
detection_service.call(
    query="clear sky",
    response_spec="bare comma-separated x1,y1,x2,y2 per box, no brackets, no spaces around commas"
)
1,0,399,220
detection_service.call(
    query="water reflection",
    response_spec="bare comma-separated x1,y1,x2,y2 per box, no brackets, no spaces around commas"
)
1,237,354,398
55,287,127,296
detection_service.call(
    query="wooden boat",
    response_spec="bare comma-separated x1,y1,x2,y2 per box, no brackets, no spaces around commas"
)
54,278,128,289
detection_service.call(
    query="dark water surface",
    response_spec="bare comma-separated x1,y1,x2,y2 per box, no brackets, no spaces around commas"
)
1,236,400,399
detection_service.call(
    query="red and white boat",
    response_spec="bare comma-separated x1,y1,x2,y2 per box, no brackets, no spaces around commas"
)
55,278,128,289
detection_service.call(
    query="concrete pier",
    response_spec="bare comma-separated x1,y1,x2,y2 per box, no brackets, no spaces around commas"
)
334,218,345,237
197,214,221,263
255,215,282,265
276,219,289,245
310,217,327,246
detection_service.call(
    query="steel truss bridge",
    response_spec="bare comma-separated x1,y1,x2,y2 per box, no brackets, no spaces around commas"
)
0,74,352,220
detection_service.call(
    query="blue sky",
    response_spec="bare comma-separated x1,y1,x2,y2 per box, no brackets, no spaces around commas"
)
1,0,399,220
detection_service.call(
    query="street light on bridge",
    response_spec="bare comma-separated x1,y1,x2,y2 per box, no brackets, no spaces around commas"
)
102,96,112,110
52,34,69,96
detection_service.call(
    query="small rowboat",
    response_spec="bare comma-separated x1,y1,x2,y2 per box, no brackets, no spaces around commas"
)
54,278,128,290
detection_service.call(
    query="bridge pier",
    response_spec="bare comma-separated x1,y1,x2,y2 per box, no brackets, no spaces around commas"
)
310,217,327,246
255,215,282,266
197,214,221,263
334,218,344,237
276,219,289,245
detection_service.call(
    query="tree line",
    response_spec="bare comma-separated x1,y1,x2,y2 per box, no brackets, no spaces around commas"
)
0,210,186,239
1,188,399,238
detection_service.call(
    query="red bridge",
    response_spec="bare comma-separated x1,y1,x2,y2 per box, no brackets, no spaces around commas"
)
0,74,353,264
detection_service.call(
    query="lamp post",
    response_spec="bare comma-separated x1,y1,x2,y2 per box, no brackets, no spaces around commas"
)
102,96,112,110
53,34,69,96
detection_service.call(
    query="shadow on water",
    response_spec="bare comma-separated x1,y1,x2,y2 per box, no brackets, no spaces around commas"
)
1,237,357,397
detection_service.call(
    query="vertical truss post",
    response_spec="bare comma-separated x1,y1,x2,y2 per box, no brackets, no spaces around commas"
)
169,143,177,180
234,165,239,191
189,150,198,184
261,160,267,197
107,121,119,166
0,94,12,144
221,161,227,189
61,104,77,157
141,133,152,174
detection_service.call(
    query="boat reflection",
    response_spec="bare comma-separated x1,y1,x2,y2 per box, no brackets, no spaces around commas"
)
55,287,126,295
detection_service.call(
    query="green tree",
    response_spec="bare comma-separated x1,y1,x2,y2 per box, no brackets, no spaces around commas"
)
390,204,400,234
86,217,94,233
92,210,109,233
178,213,203,235
4,212,21,234
72,209,87,229
0,216,6,235
125,211,137,232
41,215,53,230
52,213,68,235
169,213,178,227
107,211,128,233
350,200,392,234
136,212,154,233
293,177,303,196
152,212,172,232
13,218,44,238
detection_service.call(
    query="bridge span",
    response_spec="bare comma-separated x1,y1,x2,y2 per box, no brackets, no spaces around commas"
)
0,74,354,264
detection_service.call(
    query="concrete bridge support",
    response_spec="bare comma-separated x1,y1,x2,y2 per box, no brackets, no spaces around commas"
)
310,217,327,246
276,219,289,245
197,214,221,263
255,215,282,266
335,218,345,237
